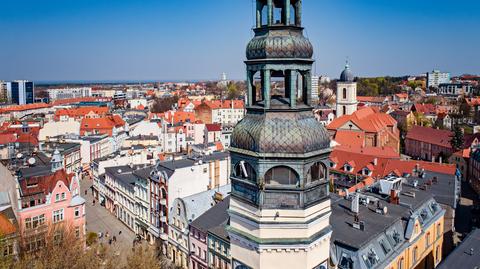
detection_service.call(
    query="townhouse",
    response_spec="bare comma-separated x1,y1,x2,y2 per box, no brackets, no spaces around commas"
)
405,126,454,162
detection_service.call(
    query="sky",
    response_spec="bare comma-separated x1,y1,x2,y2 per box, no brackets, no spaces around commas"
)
1,0,479,82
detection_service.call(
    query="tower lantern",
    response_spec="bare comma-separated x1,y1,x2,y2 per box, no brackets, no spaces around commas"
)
229,1,332,268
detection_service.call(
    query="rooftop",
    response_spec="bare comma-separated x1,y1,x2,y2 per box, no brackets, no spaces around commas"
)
190,196,230,233
437,229,480,269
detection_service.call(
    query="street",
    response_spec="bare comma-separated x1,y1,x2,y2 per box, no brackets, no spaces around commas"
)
80,177,136,258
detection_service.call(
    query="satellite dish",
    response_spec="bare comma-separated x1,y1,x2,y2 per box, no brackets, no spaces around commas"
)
16,153,23,159
28,157,36,165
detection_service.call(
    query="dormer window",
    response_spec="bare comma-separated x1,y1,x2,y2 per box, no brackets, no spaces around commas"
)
344,164,353,173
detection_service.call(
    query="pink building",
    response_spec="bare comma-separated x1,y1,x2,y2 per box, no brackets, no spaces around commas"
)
15,150,86,251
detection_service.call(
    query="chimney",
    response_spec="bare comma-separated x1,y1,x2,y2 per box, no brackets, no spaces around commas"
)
390,189,400,205
351,193,359,214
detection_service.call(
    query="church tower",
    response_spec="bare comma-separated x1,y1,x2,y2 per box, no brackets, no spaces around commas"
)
228,1,332,268
336,63,357,117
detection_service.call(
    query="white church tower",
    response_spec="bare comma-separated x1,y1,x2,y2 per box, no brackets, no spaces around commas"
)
336,63,358,117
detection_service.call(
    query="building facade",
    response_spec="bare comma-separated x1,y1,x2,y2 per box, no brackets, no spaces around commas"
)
5,80,35,105
427,70,451,88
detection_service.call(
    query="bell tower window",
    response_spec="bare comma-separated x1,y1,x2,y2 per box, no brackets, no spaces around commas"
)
255,0,301,27
343,88,347,99
265,166,299,186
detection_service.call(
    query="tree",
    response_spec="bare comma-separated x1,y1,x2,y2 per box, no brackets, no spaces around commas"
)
0,229,175,269
226,82,240,100
151,96,179,113
124,245,172,269
450,126,464,151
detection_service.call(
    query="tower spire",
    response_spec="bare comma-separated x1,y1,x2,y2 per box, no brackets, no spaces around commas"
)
229,1,332,268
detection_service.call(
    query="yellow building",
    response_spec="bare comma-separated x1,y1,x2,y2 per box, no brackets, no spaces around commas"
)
330,178,445,269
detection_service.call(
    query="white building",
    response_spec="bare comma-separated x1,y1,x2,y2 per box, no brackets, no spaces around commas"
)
336,64,358,117
47,87,92,101
311,75,319,102
38,118,81,141
438,83,473,96
427,70,451,88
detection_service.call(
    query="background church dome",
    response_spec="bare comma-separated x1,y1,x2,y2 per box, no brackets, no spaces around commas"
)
339,64,354,82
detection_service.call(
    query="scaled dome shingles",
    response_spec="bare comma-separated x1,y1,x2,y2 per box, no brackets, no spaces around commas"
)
231,111,331,154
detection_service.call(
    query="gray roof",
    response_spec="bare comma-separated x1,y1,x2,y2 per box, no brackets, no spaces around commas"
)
126,135,158,141
42,142,81,155
330,194,408,250
438,229,480,269
180,185,231,224
105,165,139,188
404,171,459,209
19,164,52,178
190,196,231,233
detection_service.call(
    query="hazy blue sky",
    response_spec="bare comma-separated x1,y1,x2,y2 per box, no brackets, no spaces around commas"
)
1,0,479,81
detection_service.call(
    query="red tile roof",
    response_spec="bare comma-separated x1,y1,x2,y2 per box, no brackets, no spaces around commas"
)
0,103,51,114
51,97,111,106
412,103,436,114
334,130,365,148
16,133,39,146
0,213,17,236
19,169,73,197
80,115,125,136
0,133,16,145
55,106,109,119
330,147,455,178
357,96,388,103
206,123,221,132
328,107,397,133
406,125,453,148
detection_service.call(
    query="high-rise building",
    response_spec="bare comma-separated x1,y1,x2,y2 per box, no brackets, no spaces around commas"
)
427,69,450,88
336,63,358,117
228,1,332,268
0,81,7,102
5,80,35,105
311,75,319,102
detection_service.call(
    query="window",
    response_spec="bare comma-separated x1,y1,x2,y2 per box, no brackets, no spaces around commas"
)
264,166,299,186
234,161,256,182
306,162,325,184
412,246,418,264
379,239,391,255
343,88,347,99
397,258,404,269
343,106,347,115
61,192,66,200
436,245,441,263
53,209,64,223
2,244,13,257
25,214,45,229
437,223,442,238
55,193,60,202
426,232,431,248
54,231,63,245
75,226,80,238
74,207,80,218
